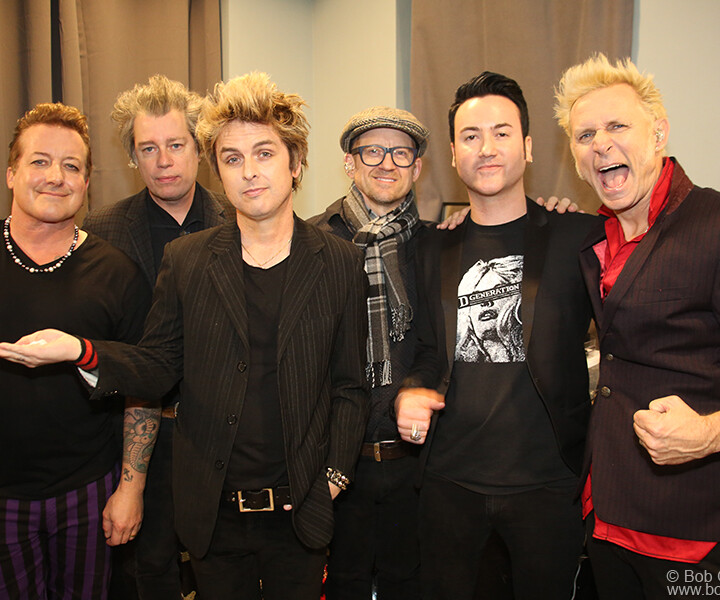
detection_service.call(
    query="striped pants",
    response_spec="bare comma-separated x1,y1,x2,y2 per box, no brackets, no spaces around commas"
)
0,469,117,600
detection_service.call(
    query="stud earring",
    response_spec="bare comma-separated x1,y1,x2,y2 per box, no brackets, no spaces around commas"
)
655,129,665,142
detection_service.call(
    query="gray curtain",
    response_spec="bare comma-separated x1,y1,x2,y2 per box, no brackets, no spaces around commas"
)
0,0,222,218
410,0,634,218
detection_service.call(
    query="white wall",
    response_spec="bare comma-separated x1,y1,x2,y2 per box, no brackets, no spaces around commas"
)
221,0,314,214
308,0,402,217
222,0,410,218
634,0,720,189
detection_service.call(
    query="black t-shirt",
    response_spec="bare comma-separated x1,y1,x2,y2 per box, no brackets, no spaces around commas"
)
0,233,151,499
146,189,205,273
226,258,289,490
427,216,574,493
146,189,206,408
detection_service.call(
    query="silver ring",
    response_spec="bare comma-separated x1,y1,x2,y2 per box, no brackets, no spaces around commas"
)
410,423,422,442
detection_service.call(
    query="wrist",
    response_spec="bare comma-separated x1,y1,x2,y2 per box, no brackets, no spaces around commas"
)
394,387,410,415
325,467,350,491
705,412,720,456
116,473,147,492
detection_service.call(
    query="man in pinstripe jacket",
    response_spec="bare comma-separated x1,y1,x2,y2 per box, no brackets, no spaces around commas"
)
556,54,720,598
0,73,370,600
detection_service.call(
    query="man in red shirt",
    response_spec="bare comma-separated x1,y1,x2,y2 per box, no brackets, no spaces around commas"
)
555,54,720,598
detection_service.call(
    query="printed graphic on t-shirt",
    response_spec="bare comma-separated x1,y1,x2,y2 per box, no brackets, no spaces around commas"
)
455,255,525,363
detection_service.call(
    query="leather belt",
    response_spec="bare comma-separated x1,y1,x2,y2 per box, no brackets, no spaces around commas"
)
360,440,412,462
161,405,177,419
221,486,291,512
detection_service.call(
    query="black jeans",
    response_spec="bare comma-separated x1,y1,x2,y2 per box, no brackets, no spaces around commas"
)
325,453,421,599
190,499,326,600
419,472,584,600
587,513,720,600
110,416,181,600
135,418,182,599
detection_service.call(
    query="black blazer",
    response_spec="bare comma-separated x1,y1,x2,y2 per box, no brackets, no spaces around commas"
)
406,200,597,476
579,160,720,540
83,184,233,285
92,217,370,556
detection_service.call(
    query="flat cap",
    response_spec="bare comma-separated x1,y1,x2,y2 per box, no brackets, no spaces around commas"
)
340,106,429,157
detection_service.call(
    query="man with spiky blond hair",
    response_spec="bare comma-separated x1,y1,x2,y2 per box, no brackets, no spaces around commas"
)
555,54,720,598
1,73,369,600
83,74,232,600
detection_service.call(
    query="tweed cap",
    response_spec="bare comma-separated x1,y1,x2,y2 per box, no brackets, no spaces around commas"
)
340,106,429,157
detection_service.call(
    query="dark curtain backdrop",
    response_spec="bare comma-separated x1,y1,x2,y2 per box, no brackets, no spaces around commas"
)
410,0,634,219
0,0,222,218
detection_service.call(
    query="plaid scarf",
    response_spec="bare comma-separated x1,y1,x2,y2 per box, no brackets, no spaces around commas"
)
342,183,419,387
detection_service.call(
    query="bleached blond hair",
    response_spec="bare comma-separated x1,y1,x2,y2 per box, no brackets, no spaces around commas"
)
196,72,309,190
111,75,203,163
554,53,666,136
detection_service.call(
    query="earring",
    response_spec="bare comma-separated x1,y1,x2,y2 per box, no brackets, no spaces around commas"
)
344,163,354,175
655,129,665,142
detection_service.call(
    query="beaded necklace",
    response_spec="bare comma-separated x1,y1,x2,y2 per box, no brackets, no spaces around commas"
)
3,216,79,274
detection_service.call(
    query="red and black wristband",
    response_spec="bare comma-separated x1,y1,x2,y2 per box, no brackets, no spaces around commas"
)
74,337,98,371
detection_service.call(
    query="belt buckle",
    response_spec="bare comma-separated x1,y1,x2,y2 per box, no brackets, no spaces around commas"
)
238,488,275,512
373,442,382,462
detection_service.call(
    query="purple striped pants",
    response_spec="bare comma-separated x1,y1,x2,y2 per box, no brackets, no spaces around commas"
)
0,469,117,600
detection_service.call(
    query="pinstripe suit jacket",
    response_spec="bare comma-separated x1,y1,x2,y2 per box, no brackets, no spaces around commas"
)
83,184,233,285
579,160,720,541
91,217,370,556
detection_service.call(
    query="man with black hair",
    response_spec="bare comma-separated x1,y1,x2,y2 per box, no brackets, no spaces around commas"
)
396,72,598,599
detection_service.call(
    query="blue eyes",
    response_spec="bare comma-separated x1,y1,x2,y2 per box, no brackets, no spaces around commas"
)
577,124,628,143
30,159,80,171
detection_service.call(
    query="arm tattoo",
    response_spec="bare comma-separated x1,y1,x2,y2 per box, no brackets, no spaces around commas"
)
122,405,160,482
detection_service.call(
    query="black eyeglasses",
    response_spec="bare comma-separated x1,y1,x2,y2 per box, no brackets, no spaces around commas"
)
350,145,418,168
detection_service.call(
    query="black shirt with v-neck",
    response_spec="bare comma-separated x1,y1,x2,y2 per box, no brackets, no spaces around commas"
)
226,257,289,490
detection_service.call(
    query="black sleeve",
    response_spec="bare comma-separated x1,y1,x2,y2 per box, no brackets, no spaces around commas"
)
401,228,446,390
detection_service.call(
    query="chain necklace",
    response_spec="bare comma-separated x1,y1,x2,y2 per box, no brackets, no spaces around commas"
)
241,237,292,268
4,216,79,274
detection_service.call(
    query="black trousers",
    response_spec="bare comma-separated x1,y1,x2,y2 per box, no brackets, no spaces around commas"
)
110,417,181,600
587,513,720,600
419,472,584,600
135,418,182,599
190,500,326,600
325,453,421,599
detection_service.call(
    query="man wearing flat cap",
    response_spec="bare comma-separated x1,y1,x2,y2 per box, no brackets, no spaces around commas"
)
309,106,428,598
311,105,577,599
